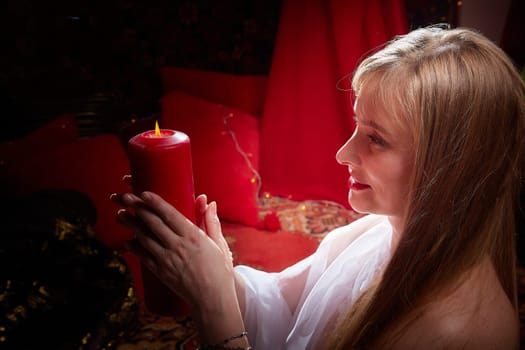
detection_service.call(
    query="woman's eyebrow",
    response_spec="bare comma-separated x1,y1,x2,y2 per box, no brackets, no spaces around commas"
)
355,117,391,136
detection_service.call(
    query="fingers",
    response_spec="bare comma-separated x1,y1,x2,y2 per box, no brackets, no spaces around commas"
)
112,191,207,253
140,191,200,241
195,194,208,231
205,202,221,242
132,193,185,249
110,192,132,208
205,202,232,260
122,174,132,187
116,208,143,231
117,206,171,258
112,192,176,250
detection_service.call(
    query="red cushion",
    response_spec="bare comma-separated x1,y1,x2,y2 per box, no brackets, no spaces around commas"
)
160,91,260,227
2,134,132,249
160,67,268,117
0,114,78,168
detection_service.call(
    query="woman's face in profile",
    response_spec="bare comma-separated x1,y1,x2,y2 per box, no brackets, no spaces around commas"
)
336,86,414,221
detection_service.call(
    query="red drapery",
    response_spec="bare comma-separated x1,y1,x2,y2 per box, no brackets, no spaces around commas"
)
259,0,407,207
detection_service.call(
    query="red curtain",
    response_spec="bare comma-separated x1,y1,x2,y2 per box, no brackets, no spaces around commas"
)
259,0,407,207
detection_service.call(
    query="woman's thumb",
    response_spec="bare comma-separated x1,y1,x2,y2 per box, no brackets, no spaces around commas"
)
205,201,222,242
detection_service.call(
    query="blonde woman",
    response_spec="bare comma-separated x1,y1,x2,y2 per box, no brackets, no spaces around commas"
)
112,26,523,349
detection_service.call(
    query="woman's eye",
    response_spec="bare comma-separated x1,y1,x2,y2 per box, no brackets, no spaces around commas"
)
367,134,388,146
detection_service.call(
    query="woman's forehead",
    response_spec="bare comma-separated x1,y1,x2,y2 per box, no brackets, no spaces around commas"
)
354,82,414,141
353,87,392,123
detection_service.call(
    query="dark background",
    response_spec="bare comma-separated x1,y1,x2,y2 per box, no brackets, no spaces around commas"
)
3,0,524,142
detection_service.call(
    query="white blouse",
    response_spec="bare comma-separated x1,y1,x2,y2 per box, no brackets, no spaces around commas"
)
235,215,392,350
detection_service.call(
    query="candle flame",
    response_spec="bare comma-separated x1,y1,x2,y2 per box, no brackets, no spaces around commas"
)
155,121,161,136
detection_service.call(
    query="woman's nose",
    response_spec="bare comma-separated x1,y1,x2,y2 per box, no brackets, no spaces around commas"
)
336,130,360,166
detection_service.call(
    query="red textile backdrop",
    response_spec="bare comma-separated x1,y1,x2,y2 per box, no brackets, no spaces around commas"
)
259,0,407,207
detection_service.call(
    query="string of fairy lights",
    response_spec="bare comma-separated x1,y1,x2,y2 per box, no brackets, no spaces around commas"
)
221,108,352,216
221,107,263,201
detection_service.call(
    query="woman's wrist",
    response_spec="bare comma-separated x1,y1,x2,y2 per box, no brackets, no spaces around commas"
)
192,282,248,347
233,270,246,317
197,331,251,350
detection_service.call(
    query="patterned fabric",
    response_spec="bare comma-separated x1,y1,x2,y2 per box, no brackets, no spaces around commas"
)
258,196,364,235
115,313,198,350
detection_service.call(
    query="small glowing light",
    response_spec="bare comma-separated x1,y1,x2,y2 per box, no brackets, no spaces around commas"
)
38,286,49,297
250,177,256,184
14,305,26,317
155,120,161,136
300,204,307,211
81,333,92,344
264,193,271,199
229,113,234,117
457,0,463,6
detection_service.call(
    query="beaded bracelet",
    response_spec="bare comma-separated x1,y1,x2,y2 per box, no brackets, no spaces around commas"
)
197,346,252,350
219,331,248,345
197,331,250,350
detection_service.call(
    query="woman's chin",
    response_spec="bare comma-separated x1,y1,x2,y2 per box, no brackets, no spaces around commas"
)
348,196,372,215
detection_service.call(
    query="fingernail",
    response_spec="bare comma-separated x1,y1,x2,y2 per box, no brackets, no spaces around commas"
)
110,193,117,201
117,208,127,217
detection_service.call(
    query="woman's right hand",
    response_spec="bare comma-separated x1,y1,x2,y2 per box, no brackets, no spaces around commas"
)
119,174,229,261
112,190,248,345
110,191,235,310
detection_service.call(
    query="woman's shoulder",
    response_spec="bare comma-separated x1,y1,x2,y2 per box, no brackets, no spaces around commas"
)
321,214,389,244
318,215,392,264
392,258,519,349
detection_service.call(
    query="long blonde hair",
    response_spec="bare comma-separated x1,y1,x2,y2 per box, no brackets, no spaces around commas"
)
328,26,525,349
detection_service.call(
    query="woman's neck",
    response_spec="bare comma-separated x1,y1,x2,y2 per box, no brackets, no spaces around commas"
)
387,215,404,254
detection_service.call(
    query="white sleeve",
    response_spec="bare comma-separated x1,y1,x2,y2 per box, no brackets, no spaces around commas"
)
234,253,316,350
232,217,392,350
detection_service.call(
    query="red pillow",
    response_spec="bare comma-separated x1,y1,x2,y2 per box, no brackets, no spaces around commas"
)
160,67,268,118
0,114,78,168
160,91,260,227
2,134,132,249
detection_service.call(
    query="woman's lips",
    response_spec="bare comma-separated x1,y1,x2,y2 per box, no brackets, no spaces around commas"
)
349,177,370,191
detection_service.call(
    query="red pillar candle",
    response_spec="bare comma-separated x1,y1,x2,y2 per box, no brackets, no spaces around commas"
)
127,125,196,316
